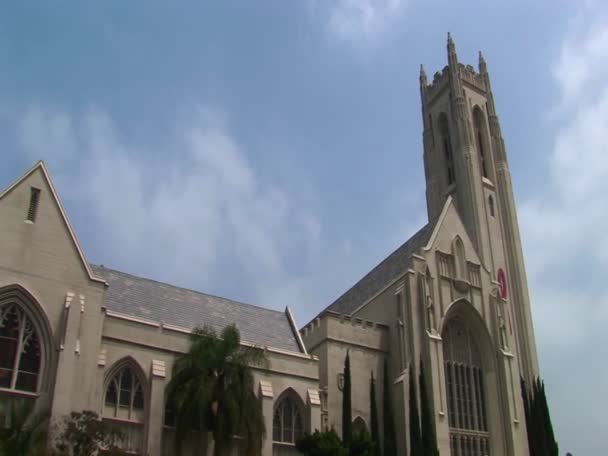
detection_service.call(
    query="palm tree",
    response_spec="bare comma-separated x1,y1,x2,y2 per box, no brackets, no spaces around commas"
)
0,399,48,456
166,324,268,456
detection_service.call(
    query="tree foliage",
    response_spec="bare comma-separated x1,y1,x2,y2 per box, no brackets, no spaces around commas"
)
52,410,126,456
296,429,347,456
369,371,380,456
521,377,559,456
296,428,375,456
382,359,397,456
166,324,268,456
342,351,352,445
408,365,423,456
0,399,48,456
419,360,439,456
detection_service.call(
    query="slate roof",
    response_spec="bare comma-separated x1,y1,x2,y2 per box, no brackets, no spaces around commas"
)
323,223,434,316
91,265,302,353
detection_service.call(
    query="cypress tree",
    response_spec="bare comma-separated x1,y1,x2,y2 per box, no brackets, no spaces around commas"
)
382,359,397,456
419,360,439,456
540,380,559,456
342,351,352,445
534,378,549,456
521,378,535,456
522,376,559,456
370,371,380,456
409,364,423,456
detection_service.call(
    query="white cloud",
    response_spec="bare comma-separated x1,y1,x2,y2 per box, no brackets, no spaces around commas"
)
16,105,322,311
318,0,407,46
519,6,608,454
552,8,608,109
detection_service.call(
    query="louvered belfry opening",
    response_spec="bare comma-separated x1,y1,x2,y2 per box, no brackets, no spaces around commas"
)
27,187,41,222
443,317,490,456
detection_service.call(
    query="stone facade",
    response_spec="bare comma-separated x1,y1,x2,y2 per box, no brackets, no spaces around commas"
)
1,37,540,456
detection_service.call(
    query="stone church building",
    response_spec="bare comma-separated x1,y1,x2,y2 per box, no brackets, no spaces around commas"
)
0,37,539,455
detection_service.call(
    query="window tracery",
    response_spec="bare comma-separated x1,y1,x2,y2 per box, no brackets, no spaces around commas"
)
273,392,304,444
473,108,489,179
0,303,41,393
104,364,145,421
443,318,490,456
439,113,455,185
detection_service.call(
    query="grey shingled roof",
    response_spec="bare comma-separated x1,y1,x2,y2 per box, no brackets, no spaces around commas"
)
91,265,302,353
324,223,433,316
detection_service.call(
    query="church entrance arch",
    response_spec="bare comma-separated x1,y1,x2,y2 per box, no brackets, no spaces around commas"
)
441,299,503,456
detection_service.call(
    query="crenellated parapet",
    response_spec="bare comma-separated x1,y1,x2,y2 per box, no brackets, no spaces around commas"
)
424,65,449,103
458,63,486,93
301,312,388,354
423,63,487,106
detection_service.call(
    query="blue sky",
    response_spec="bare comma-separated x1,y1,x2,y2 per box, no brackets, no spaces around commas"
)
1,1,606,454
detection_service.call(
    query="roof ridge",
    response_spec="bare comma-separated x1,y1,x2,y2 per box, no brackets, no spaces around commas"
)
90,264,285,316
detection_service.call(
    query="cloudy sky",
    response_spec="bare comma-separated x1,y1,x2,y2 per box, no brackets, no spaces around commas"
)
1,1,606,453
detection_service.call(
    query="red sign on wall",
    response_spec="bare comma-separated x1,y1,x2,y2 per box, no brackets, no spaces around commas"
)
497,268,507,299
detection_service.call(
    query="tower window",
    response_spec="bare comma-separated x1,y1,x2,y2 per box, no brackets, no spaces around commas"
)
474,107,489,179
27,187,41,222
488,195,495,217
438,113,455,185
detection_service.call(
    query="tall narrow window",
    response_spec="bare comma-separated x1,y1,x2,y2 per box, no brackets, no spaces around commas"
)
27,187,41,222
438,113,455,185
443,318,490,455
273,392,304,444
488,195,495,217
104,364,145,421
452,237,467,280
474,107,489,179
396,292,402,319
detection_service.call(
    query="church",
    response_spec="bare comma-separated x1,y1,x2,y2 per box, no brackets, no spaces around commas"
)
0,37,539,456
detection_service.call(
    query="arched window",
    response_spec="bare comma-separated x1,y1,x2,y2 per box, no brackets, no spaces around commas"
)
104,363,145,421
438,113,455,185
473,107,489,179
273,391,304,444
0,303,42,393
443,318,489,455
352,416,368,436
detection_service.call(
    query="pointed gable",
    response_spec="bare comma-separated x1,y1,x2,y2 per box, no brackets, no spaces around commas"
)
423,196,482,266
0,161,106,285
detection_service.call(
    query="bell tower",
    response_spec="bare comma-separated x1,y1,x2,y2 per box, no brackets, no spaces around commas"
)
420,34,539,382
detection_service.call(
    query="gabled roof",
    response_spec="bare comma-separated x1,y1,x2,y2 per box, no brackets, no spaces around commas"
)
321,223,434,317
0,161,107,285
92,265,303,353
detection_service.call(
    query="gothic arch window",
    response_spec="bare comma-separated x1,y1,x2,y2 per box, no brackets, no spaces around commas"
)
273,389,304,444
352,416,368,435
443,317,490,455
452,237,467,280
438,113,455,185
0,303,43,393
473,107,489,179
104,361,146,422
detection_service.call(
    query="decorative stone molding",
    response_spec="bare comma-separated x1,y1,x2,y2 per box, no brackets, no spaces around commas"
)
60,292,75,350
151,359,166,378
259,380,273,399
307,389,321,407
97,349,107,367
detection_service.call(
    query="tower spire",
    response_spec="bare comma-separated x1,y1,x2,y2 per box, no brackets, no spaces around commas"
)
447,32,458,65
478,50,487,74
419,64,427,86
